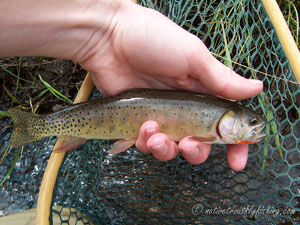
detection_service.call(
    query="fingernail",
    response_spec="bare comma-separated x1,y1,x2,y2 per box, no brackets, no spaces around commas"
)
152,142,168,156
145,125,158,140
248,79,263,85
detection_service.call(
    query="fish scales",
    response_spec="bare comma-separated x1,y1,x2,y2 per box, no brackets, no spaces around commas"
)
37,89,230,140
8,89,266,149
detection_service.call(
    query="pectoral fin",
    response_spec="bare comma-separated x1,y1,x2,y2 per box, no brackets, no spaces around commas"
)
53,136,87,152
189,136,216,143
109,139,136,154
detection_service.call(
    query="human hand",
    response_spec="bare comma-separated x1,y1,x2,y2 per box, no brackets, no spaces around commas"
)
79,1,262,171
0,0,262,170
77,1,262,171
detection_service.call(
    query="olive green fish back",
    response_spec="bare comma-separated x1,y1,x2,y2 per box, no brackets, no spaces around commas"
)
1,0,300,224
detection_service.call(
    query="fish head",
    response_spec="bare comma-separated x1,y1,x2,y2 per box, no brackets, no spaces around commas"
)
217,108,267,144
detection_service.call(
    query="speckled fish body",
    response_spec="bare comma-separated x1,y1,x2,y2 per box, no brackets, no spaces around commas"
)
8,89,266,151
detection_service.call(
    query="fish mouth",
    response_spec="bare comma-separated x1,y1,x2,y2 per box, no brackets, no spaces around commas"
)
252,122,267,142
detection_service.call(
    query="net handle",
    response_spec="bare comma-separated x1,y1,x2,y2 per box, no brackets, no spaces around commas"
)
261,0,300,84
36,73,94,225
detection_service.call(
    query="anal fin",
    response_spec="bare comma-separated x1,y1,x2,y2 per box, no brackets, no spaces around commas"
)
53,136,87,152
109,139,136,154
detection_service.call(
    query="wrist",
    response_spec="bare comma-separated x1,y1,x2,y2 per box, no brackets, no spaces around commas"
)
0,0,131,60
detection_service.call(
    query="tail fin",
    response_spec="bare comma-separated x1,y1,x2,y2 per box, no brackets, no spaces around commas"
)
8,108,46,148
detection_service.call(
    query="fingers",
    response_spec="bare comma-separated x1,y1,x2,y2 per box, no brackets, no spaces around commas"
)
178,137,211,164
188,40,263,100
147,133,179,161
136,121,179,161
136,120,159,153
227,144,249,171
136,122,249,170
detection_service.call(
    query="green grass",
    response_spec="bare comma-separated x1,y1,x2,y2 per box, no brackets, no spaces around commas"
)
0,146,23,187
0,58,76,186
39,74,73,104
279,0,300,46
0,111,10,118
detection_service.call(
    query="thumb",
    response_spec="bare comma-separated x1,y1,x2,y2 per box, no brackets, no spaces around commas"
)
189,40,263,100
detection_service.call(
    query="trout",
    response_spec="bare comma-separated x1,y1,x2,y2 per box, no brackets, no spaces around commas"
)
8,89,266,153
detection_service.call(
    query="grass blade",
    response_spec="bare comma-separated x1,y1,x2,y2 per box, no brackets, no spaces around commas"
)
38,74,73,104
258,92,283,170
0,65,36,85
3,86,24,106
0,146,23,187
221,21,233,69
0,111,10,118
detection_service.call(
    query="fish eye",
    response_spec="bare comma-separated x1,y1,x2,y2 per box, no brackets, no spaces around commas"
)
249,117,258,126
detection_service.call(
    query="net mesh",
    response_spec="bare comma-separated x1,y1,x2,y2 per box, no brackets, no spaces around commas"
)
1,0,300,224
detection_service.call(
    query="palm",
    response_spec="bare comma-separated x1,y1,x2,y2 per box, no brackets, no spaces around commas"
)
80,6,217,96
